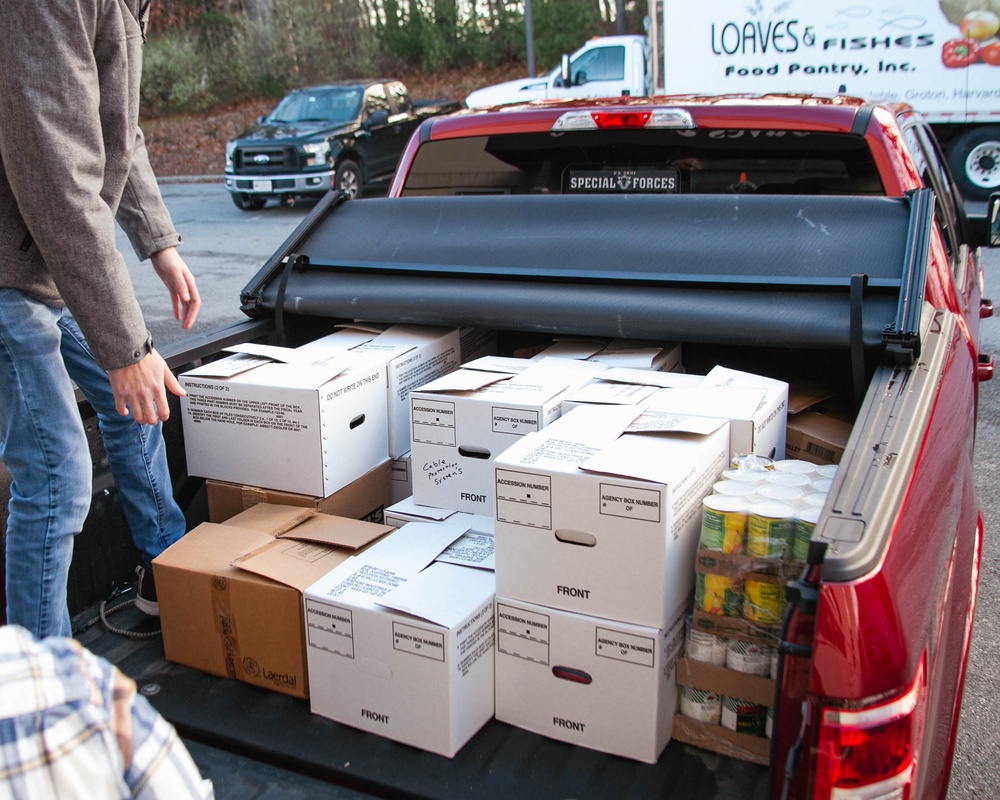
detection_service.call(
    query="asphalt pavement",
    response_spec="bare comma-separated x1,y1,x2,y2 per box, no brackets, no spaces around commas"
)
952,244,1000,799
119,182,1000,797
117,181,319,345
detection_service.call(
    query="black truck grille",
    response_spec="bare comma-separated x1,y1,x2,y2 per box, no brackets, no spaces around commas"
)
234,146,300,174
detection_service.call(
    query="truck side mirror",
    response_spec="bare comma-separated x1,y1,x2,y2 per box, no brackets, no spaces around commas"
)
989,192,1000,248
365,109,389,129
559,54,571,88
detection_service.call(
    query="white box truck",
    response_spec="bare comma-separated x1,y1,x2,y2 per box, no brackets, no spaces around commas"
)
466,0,1000,199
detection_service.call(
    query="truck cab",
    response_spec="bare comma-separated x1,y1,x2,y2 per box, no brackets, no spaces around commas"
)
223,79,459,209
464,35,648,108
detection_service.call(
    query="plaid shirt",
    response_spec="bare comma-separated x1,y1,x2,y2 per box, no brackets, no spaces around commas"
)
0,625,213,799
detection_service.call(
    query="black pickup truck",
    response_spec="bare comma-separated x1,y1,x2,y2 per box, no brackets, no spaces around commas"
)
223,79,459,210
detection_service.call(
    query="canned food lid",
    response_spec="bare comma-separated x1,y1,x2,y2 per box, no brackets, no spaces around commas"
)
756,484,804,502
797,506,822,524
731,454,775,471
721,468,769,483
703,494,751,513
801,491,828,507
712,479,758,497
773,459,818,475
749,500,796,518
764,472,812,487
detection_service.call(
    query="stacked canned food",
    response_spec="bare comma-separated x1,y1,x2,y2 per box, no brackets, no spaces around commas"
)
695,456,836,626
681,456,835,745
678,618,779,739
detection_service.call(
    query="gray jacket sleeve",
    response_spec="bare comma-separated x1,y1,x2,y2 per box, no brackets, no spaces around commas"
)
118,125,184,263
0,0,178,370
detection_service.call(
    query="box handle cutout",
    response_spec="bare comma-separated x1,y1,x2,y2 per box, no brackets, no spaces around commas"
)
555,529,597,547
349,414,365,430
458,445,491,459
552,665,593,684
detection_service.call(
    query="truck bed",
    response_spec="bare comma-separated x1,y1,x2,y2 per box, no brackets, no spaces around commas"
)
57,190,940,798
73,601,770,800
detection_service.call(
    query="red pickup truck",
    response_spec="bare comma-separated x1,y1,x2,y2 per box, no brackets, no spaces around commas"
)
10,95,998,799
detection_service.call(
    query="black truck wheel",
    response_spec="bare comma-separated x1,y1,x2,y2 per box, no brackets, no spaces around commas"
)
231,192,267,211
335,160,363,199
946,126,1000,200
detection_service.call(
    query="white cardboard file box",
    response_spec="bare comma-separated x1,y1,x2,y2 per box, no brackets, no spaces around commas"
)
494,596,687,763
180,342,388,497
459,327,498,363
493,404,729,628
385,495,494,534
385,496,495,570
409,356,607,515
530,338,684,372
332,324,466,458
561,366,704,414
304,522,496,758
655,365,788,460
389,452,413,503
586,338,683,372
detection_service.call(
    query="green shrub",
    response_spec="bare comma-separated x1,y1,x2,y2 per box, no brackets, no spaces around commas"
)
140,0,641,113
533,0,606,68
141,32,214,117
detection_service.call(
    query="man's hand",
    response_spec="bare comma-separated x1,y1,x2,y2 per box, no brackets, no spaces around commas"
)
107,349,184,424
150,245,201,330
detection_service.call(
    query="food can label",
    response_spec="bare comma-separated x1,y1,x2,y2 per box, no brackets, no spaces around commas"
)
792,514,818,562
685,626,728,665
721,696,767,736
700,497,748,554
726,639,772,676
696,572,743,617
680,686,722,724
743,578,784,624
747,510,795,559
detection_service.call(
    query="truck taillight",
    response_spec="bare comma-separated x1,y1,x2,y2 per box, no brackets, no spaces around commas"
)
813,660,926,800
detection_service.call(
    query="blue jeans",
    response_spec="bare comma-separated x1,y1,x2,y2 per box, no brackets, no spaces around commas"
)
0,289,184,638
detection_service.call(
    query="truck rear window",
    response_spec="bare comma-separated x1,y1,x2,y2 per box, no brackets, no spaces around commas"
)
400,129,884,197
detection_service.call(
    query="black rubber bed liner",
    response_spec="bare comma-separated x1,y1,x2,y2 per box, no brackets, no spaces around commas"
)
75,602,770,800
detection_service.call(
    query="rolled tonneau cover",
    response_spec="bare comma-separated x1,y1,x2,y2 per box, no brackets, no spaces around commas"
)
241,192,927,351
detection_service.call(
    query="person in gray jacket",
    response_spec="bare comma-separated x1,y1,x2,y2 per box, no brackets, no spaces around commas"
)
0,1,200,638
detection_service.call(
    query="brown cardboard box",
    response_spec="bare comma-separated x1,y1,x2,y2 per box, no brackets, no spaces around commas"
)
155,504,393,698
785,411,852,465
786,380,837,414
206,460,392,525
672,657,774,765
